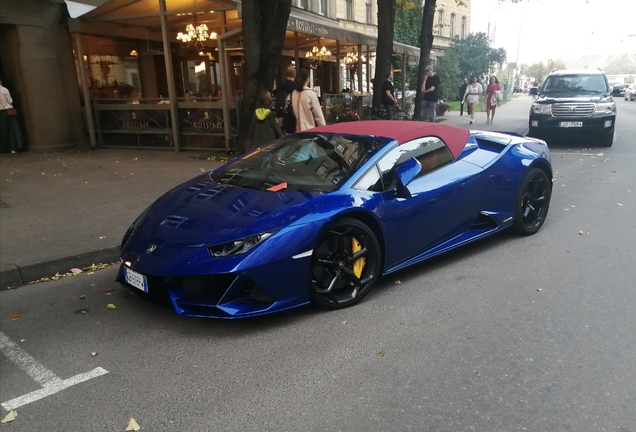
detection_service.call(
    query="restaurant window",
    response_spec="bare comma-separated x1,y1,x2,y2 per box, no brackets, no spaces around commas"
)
450,13,456,38
437,10,444,37
72,35,140,100
366,0,372,23
318,0,327,15
461,16,467,39
346,0,354,20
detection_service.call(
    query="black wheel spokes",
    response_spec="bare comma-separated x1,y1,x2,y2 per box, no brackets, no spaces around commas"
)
312,227,376,303
522,177,548,228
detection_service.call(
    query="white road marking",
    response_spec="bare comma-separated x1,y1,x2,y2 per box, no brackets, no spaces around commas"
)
0,331,108,411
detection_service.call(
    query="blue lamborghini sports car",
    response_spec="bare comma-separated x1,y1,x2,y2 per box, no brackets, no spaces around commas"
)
117,121,553,318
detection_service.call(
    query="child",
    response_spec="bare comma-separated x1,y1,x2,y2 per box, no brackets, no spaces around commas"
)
251,90,282,150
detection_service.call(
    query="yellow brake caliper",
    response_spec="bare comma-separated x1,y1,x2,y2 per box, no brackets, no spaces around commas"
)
351,237,366,284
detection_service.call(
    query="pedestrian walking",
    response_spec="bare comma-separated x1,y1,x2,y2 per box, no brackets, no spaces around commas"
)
463,76,483,124
290,68,326,132
250,90,282,150
0,77,24,153
486,76,502,124
274,66,296,117
421,65,440,122
381,72,398,120
458,78,469,116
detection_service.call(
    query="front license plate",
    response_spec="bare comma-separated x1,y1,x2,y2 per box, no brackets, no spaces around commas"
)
560,121,583,128
124,267,148,292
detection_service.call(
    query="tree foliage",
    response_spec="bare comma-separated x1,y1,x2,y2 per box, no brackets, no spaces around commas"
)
434,49,462,100
394,0,422,47
239,0,292,152
444,32,506,82
520,59,567,85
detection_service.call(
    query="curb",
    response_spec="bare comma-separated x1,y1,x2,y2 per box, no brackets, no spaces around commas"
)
0,247,121,291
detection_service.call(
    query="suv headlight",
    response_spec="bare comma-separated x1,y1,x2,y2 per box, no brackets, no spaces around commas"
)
208,231,276,257
532,103,552,115
595,102,616,113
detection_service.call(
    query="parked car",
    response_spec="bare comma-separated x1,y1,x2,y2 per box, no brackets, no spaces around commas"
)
118,121,553,318
611,84,628,96
528,69,616,147
624,84,636,101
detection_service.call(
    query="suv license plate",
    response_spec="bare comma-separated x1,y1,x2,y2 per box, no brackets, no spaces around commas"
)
124,268,148,292
560,121,583,128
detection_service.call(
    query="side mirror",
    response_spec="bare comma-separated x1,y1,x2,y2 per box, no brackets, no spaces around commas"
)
394,157,421,197
529,87,538,96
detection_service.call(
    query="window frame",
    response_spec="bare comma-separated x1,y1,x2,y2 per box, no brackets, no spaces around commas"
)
461,16,467,39
450,13,456,38
318,0,327,15
365,0,373,24
366,137,454,192
437,10,444,37
346,0,354,20
297,0,308,9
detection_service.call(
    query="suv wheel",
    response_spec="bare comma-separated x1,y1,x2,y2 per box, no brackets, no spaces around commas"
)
599,134,613,148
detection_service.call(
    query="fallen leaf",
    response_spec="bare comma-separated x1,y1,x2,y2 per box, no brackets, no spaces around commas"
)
106,304,116,310
1,411,18,424
578,231,584,235
537,288,543,292
571,205,576,208
107,293,112,296
81,311,87,314
394,280,402,284
617,203,623,206
342,320,348,325
19,339,26,343
125,418,141,431
102,288,116,292
87,272,95,275
563,208,569,211
79,295,86,300
70,268,83,275
99,236,107,240
11,315,19,321
91,352,98,357
377,350,385,357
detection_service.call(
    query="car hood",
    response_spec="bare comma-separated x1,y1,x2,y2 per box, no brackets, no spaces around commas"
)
535,94,612,103
128,174,323,248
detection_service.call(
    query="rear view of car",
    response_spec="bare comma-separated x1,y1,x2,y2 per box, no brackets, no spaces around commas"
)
625,84,636,101
528,69,616,147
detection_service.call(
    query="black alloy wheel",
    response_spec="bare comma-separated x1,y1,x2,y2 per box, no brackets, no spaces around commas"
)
310,218,382,309
514,168,552,236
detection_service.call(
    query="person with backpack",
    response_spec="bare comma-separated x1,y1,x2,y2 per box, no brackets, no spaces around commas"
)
274,67,296,118
251,90,282,151
290,68,325,132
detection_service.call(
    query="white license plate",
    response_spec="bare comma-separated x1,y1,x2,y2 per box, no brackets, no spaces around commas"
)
560,121,583,128
124,268,148,292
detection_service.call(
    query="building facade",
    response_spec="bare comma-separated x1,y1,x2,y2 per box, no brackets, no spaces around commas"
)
1,0,471,153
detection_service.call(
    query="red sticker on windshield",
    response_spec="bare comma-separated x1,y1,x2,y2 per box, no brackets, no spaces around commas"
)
266,182,288,192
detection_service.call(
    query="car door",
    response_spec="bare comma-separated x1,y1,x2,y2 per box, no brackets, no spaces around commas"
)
376,137,483,268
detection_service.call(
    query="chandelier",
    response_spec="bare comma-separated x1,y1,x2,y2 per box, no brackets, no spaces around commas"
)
176,23,218,49
343,51,366,65
306,46,331,62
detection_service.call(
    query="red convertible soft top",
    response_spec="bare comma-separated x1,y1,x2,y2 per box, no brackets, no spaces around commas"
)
310,120,470,159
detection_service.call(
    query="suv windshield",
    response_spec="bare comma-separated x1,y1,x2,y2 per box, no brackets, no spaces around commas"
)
542,74,608,95
211,134,390,192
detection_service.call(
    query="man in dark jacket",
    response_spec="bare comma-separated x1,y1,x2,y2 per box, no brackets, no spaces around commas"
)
458,78,469,116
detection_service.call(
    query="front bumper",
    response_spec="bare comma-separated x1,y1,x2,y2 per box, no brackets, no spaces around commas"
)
529,113,615,140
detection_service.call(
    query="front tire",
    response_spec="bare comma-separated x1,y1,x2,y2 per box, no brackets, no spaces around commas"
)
310,218,382,309
513,168,551,236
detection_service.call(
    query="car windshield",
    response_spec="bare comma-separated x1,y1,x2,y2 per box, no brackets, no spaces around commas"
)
210,134,391,192
542,74,608,94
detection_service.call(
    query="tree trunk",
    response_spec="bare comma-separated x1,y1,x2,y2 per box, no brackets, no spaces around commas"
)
413,0,435,120
239,0,292,152
373,0,396,109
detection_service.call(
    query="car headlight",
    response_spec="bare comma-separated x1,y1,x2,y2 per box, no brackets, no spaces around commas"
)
595,102,616,113
532,103,552,115
208,231,277,257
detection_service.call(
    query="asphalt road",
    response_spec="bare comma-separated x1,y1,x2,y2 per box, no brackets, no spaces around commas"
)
1,99,635,431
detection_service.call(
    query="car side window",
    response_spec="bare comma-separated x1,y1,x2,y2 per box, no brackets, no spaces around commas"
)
375,137,453,191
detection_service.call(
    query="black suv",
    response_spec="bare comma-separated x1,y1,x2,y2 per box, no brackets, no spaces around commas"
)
528,69,616,147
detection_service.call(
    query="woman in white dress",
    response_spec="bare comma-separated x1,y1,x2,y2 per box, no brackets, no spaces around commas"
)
463,76,483,124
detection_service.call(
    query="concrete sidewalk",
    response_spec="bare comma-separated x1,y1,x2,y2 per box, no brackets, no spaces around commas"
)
0,96,534,289
0,148,223,288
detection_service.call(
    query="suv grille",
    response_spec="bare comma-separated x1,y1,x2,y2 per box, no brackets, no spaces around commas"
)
552,103,595,118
